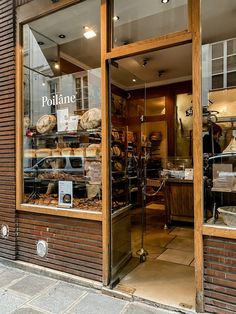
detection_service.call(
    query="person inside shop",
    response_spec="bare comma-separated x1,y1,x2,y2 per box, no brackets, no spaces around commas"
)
203,122,222,155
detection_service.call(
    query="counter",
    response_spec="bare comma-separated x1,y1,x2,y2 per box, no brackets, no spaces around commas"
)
165,178,194,223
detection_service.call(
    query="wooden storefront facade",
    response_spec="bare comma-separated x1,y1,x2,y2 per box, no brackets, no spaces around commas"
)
0,1,235,313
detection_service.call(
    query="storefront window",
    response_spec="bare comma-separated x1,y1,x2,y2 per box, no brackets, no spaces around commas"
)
22,1,102,211
112,0,188,48
202,0,236,226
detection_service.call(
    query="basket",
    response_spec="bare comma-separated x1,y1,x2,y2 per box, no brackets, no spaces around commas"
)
218,206,236,227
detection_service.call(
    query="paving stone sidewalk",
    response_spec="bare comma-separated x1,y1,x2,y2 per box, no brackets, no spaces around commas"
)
0,260,183,314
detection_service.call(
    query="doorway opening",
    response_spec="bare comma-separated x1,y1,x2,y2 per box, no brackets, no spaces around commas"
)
109,44,196,311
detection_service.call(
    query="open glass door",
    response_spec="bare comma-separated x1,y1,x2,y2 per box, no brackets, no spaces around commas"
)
108,59,143,286
108,45,195,311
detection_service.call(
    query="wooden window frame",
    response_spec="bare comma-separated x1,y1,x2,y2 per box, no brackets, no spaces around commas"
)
15,2,225,312
15,0,103,221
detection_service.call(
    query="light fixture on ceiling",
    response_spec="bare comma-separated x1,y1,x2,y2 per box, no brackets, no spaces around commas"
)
42,77,46,86
83,26,96,39
132,78,136,82
158,70,165,77
53,61,60,70
142,58,149,67
38,41,44,45
58,34,66,39
113,16,120,21
161,0,169,3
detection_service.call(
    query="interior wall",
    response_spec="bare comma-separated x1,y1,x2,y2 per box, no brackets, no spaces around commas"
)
141,121,168,161
176,93,193,157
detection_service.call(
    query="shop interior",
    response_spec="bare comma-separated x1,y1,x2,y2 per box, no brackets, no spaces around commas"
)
22,0,236,311
109,46,195,310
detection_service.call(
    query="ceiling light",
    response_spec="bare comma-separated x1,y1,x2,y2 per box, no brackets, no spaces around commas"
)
132,79,136,82
161,0,169,3
38,41,44,45
113,16,120,21
83,26,96,39
58,34,66,38
54,62,60,69
142,59,149,67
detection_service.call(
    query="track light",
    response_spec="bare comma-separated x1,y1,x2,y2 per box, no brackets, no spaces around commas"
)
142,59,149,67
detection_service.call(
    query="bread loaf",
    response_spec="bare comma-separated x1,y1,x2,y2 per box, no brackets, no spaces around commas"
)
25,149,36,158
80,108,101,129
36,148,51,158
36,115,56,134
61,148,73,156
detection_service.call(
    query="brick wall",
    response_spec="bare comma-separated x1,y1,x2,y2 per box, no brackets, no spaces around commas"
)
204,236,236,314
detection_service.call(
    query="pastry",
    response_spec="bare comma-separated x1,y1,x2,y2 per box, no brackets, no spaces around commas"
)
80,108,101,130
36,114,56,134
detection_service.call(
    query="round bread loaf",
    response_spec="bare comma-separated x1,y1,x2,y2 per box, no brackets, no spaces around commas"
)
80,108,101,130
36,115,56,134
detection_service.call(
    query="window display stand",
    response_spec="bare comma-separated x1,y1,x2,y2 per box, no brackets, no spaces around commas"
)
26,165,41,202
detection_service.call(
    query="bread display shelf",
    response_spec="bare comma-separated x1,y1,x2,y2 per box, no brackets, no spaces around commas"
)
30,128,101,138
211,187,236,193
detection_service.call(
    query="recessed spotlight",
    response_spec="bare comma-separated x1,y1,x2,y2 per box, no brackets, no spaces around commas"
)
83,26,96,39
132,79,136,82
113,16,120,21
161,0,169,3
58,34,66,39
38,41,44,45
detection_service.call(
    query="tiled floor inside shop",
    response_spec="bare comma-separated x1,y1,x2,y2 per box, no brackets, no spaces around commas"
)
117,208,195,311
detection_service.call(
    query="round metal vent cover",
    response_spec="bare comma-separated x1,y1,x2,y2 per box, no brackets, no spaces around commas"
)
36,240,48,258
1,224,9,239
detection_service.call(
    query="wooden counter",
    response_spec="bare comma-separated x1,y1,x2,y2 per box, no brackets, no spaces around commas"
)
165,178,194,223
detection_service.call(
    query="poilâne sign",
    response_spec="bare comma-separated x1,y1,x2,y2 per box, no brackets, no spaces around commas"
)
42,94,76,107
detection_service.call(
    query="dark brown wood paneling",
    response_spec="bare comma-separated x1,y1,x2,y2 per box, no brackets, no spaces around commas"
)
165,180,194,223
17,212,103,281
204,236,236,314
0,0,16,260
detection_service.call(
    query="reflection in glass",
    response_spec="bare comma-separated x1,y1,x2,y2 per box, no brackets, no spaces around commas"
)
112,0,188,48
202,0,236,226
22,1,102,211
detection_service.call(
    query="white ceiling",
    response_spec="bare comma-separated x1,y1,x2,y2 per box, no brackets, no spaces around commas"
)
28,0,236,89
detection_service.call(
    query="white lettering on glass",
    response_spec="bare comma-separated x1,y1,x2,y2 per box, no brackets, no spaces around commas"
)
42,94,76,107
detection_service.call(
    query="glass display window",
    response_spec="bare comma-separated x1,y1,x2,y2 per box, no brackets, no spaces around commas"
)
112,0,188,48
22,1,102,212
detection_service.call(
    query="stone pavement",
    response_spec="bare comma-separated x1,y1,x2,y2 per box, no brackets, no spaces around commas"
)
0,259,184,314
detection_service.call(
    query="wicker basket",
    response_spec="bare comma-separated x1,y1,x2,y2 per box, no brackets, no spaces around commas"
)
218,206,236,227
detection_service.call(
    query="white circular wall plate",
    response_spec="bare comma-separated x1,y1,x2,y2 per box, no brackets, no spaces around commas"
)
1,224,9,239
36,240,48,258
